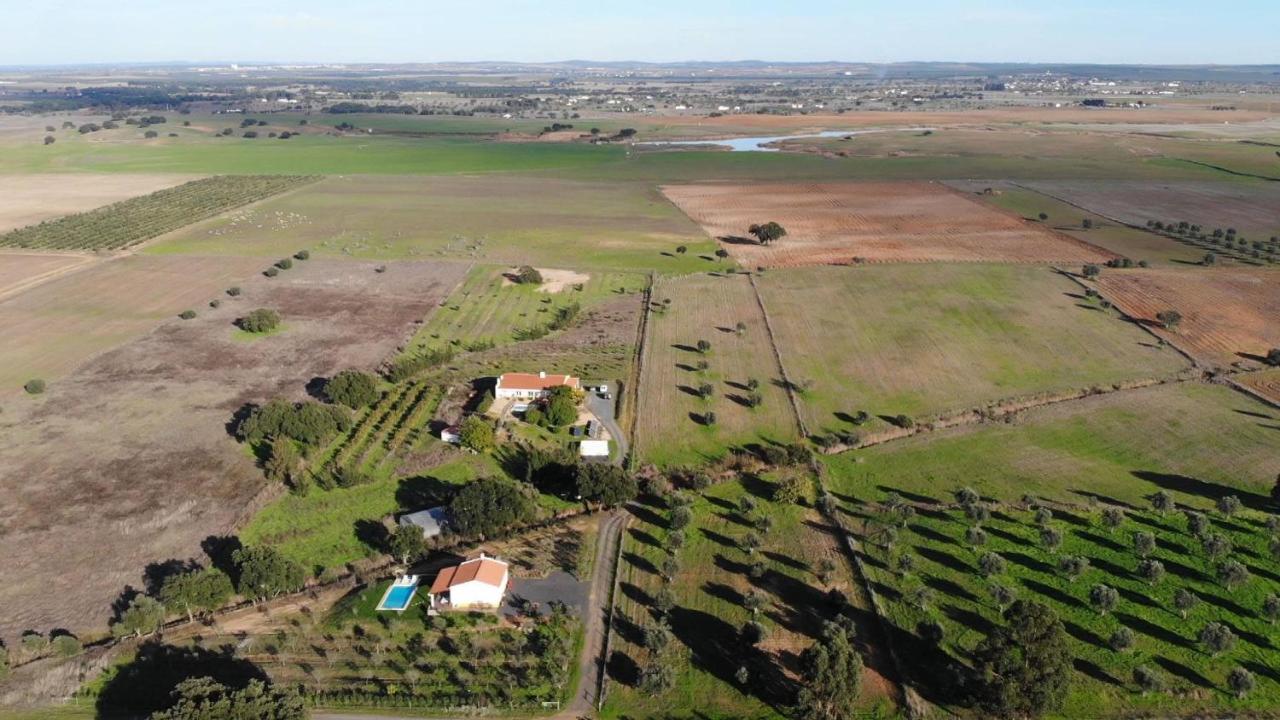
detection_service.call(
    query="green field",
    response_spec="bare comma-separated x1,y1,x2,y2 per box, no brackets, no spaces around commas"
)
406,264,647,355
853,495,1280,716
240,454,500,575
965,185,1204,265
144,175,714,272
756,264,1191,438
603,473,892,719
823,382,1279,509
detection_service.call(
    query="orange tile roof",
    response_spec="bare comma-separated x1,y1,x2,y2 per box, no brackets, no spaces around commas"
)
498,372,581,391
429,556,508,593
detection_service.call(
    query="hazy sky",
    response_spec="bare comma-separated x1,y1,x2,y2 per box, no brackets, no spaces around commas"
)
4,0,1277,66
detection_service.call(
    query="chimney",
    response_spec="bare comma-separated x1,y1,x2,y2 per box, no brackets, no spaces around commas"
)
539,371,546,379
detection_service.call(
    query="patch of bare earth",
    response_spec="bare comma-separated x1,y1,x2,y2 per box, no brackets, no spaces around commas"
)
0,250,96,300
0,259,467,640
0,174,199,233
662,182,1116,267
1236,368,1280,406
501,267,591,293
1094,268,1280,369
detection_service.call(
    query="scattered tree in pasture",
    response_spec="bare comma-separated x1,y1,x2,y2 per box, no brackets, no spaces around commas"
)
697,382,714,399
1109,627,1135,652
458,415,495,452
1173,588,1199,619
1271,537,1280,563
1185,510,1209,537
695,339,711,353
1216,495,1241,517
774,475,805,505
1266,348,1280,367
978,552,1006,577
1132,531,1156,558
513,266,543,285
966,503,991,526
1059,555,1090,581
236,399,351,446
1264,594,1280,625
111,596,166,638
653,587,676,616
1149,490,1173,514
1081,218,1093,229
1155,309,1182,330
1039,527,1063,553
795,618,862,720
1217,559,1250,589
741,620,766,645
669,505,693,531
226,286,241,297
23,378,45,395
743,588,766,615
734,665,750,686
1137,558,1165,586
1089,584,1119,616
43,135,55,145
159,568,235,622
954,486,980,506
1202,252,1217,266
675,245,687,255
237,308,280,333
908,585,934,611
1033,506,1053,526
324,369,380,409
816,557,838,584
966,526,988,548
715,248,730,259
51,634,81,658
1081,264,1100,279
972,600,1071,718
1198,621,1236,656
747,221,787,245
1133,665,1164,696
1202,533,1232,561
661,555,681,580
990,583,1015,610
1101,507,1124,532
293,249,310,260
640,656,676,693
1228,667,1255,699
643,620,673,651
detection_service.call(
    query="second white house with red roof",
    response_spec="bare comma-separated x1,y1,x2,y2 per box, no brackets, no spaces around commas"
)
494,371,581,400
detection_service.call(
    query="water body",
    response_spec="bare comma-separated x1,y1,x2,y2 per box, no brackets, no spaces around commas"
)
638,127,933,152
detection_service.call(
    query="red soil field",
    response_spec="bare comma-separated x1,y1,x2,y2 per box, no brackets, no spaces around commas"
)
0,259,467,640
1237,369,1280,407
662,181,1116,267
1095,268,1280,368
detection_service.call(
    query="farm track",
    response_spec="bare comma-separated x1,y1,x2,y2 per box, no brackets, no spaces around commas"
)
747,272,807,438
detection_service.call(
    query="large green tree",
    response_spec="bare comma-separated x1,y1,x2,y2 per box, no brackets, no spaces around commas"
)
448,477,537,537
110,596,166,639
972,600,1072,717
232,546,305,600
748,221,788,245
152,677,306,720
324,369,380,408
159,568,234,622
795,617,862,720
575,463,638,508
458,415,496,452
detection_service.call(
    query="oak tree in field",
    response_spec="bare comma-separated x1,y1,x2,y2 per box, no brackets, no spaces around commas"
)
388,523,426,564
1133,531,1155,558
111,596,166,639
159,568,234,622
1133,665,1164,696
448,476,536,537
458,415,495,452
973,600,1071,717
1155,309,1182,330
237,308,280,333
1199,621,1236,656
1228,667,1255,699
325,369,380,408
1089,584,1118,616
152,677,305,720
233,546,305,600
747,221,787,245
795,618,862,720
1174,587,1200,619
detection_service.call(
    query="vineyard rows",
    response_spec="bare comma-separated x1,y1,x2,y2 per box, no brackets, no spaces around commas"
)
0,175,317,251
321,382,445,475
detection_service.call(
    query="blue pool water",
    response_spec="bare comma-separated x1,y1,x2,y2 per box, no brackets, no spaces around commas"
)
379,584,416,610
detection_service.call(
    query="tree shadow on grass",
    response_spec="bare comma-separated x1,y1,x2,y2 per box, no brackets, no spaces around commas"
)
628,504,667,530
97,642,268,718
1198,591,1254,622
1114,611,1194,650
611,609,645,647
762,550,809,572
1063,620,1107,649
395,475,456,510
939,603,992,634
915,545,973,574
607,649,641,686
201,535,244,585
923,575,981,604
1073,657,1123,686
876,485,938,504
703,581,744,607
1071,490,1139,510
628,527,664,550
670,607,795,709
143,558,201,597
1152,655,1214,689
700,527,737,549
908,523,957,546
620,582,652,608
1133,470,1270,512
1021,578,1087,611
1075,529,1126,553
984,524,1027,546
1002,550,1055,576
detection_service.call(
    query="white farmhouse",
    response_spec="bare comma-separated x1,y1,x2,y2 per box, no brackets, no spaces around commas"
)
427,554,510,610
494,371,581,400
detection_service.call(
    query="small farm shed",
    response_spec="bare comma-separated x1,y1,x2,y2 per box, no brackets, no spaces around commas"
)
399,506,450,539
579,440,610,459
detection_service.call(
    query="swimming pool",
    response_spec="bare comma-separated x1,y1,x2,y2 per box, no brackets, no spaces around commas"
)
376,576,419,611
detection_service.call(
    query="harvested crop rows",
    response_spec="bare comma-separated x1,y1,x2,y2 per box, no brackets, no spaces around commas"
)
0,259,466,637
1094,268,1280,368
0,175,317,251
636,273,797,466
661,181,1117,267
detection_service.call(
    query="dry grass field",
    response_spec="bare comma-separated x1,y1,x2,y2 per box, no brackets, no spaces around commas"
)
1236,368,1280,406
0,259,466,639
1094,268,1280,368
755,264,1192,436
1022,180,1280,239
636,273,798,465
661,182,1116,267
0,254,267,395
0,251,96,300
0,174,197,233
